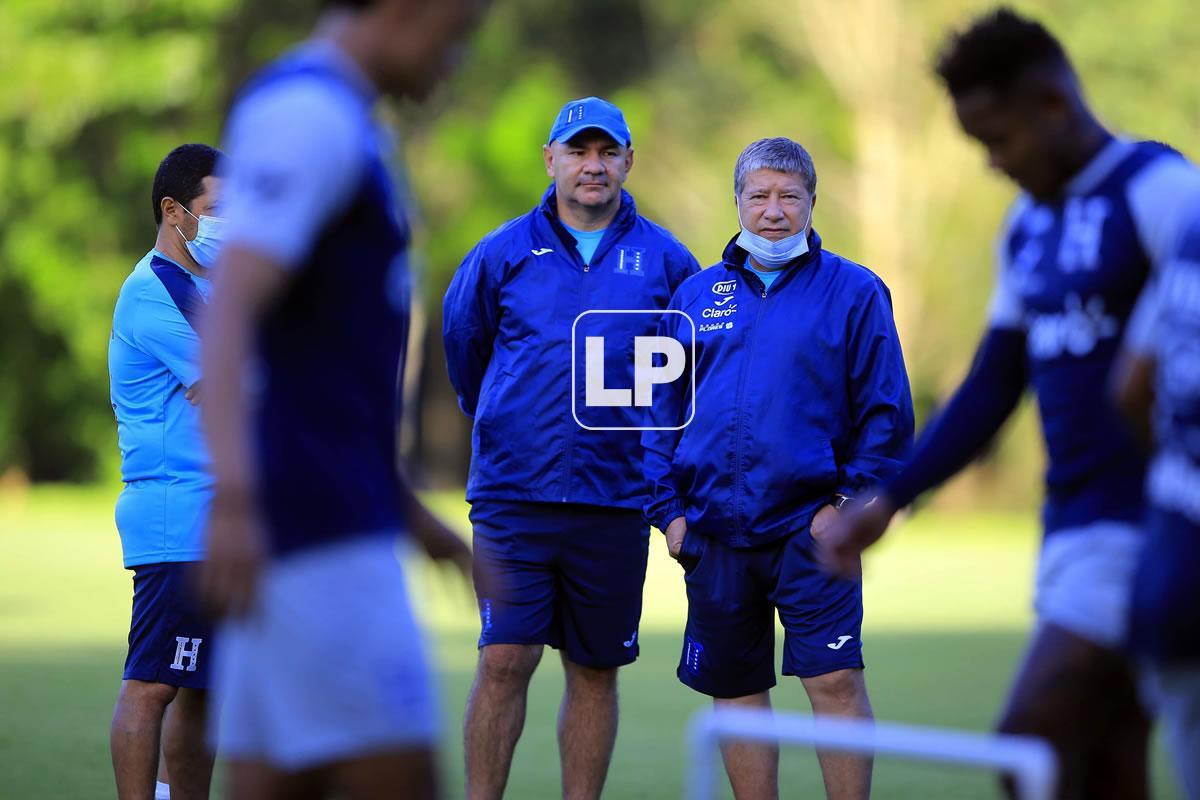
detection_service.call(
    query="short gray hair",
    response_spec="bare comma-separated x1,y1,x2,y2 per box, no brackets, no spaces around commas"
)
733,137,817,196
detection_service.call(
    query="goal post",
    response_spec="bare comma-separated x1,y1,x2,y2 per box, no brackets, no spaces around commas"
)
685,707,1057,800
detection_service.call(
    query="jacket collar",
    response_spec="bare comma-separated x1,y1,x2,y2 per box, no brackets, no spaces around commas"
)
536,184,638,254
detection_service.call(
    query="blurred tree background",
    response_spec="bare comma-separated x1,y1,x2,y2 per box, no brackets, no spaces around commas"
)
1,0,1197,510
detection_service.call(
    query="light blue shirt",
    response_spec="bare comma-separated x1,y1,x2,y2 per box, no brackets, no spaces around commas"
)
748,260,783,290
108,250,212,567
564,223,606,266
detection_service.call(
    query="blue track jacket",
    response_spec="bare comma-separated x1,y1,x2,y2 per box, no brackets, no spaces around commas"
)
444,186,700,509
643,232,914,546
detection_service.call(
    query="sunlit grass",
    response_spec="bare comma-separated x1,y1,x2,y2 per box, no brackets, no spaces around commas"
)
0,487,1182,798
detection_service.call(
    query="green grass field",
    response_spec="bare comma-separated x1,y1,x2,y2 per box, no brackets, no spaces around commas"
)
0,486,1184,799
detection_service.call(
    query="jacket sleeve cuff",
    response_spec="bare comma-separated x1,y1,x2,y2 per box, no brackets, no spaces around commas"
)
650,502,685,534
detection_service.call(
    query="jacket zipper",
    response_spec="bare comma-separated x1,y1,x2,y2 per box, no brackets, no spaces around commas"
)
731,274,768,544
545,203,626,501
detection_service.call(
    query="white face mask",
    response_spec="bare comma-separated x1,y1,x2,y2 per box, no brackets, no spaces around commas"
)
734,200,813,269
176,205,227,270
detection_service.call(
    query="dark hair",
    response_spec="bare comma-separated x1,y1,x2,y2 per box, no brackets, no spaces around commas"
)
934,7,1070,98
151,143,221,226
321,0,376,7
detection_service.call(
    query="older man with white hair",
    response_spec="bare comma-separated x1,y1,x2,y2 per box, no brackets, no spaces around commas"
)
644,137,914,800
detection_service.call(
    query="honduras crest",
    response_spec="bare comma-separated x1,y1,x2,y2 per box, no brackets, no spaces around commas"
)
614,245,646,276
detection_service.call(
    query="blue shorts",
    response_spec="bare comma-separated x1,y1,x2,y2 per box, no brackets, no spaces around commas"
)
123,562,213,689
1129,508,1200,664
470,501,649,668
678,531,864,698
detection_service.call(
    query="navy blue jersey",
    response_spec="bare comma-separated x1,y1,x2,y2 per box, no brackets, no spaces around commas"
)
990,139,1199,533
643,231,914,546
220,43,411,556
443,186,700,509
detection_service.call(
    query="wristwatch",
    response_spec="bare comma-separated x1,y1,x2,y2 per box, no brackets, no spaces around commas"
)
833,494,853,510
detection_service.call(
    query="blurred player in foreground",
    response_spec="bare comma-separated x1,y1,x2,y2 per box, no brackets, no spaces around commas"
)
823,8,1200,798
197,1,488,798
109,143,223,800
1114,223,1200,799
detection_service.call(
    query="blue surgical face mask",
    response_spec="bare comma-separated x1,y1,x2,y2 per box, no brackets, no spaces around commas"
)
177,206,227,270
735,201,813,269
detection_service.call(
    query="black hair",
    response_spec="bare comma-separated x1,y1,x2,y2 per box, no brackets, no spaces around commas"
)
321,0,376,8
152,143,221,226
935,7,1071,98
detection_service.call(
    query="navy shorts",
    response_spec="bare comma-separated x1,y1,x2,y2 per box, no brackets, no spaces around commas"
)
123,562,213,689
1129,508,1200,663
470,500,649,668
678,531,864,698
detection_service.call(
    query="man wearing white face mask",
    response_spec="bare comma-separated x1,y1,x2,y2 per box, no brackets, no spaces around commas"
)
176,206,226,273
108,143,224,800
643,137,913,800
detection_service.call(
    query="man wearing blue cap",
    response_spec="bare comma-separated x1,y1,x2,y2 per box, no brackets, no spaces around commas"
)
445,96,701,799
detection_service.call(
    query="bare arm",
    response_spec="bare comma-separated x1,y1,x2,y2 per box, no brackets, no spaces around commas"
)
1111,351,1157,453
1112,276,1164,454
197,245,291,617
201,245,291,491
819,327,1027,578
395,467,473,579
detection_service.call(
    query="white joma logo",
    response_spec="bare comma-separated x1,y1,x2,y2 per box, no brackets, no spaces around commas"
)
623,630,638,648
827,635,853,650
713,295,734,306
531,248,553,256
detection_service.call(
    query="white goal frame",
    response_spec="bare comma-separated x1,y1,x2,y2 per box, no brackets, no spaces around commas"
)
686,708,1057,800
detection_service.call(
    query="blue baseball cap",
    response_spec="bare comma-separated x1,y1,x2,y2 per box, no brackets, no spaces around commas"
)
547,96,632,147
